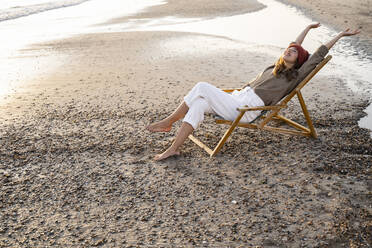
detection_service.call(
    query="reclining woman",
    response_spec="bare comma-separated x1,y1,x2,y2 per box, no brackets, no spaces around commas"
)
147,23,360,161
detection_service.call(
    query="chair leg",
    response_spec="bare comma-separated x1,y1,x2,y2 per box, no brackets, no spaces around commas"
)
297,91,317,138
211,110,246,156
188,134,213,156
258,109,281,129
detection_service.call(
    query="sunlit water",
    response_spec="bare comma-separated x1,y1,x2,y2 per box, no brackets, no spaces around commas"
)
0,0,371,134
0,0,90,22
1,0,62,9
0,0,165,99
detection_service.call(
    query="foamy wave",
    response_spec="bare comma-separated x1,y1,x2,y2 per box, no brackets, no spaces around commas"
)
0,0,90,22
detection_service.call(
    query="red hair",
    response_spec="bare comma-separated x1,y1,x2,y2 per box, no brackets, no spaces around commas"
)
288,43,309,67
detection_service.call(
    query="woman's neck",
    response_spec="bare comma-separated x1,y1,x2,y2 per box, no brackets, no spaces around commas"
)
283,61,295,70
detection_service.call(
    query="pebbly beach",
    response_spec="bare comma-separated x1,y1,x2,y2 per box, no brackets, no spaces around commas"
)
0,0,371,247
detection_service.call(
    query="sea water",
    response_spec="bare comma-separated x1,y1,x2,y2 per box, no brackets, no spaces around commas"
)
0,0,90,22
0,0,165,99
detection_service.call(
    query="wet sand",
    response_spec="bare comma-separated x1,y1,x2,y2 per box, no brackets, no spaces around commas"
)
0,0,371,247
106,0,265,24
278,0,372,40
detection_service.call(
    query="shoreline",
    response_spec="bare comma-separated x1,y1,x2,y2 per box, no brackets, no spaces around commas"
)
105,0,265,25
0,0,371,247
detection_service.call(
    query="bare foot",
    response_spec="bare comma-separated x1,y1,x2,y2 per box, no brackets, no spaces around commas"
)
154,148,180,161
146,121,172,132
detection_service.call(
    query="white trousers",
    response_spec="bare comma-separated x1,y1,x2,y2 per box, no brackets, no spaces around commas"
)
183,82,265,129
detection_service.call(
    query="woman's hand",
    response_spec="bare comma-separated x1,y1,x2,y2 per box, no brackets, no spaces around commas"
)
308,23,321,29
325,28,361,50
340,28,360,37
295,23,321,45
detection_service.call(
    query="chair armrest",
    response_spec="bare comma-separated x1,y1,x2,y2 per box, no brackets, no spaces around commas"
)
222,88,242,93
237,105,287,112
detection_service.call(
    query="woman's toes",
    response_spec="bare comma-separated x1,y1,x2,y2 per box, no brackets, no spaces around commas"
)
154,149,180,161
146,122,171,132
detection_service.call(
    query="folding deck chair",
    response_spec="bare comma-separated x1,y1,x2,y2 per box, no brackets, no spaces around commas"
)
188,55,332,157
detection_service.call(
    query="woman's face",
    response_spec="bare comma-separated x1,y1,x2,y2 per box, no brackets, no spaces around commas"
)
283,47,298,64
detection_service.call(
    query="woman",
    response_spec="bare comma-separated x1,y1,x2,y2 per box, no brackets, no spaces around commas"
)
147,23,360,161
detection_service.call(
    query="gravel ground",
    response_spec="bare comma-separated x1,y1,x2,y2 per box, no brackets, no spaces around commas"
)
0,0,371,246
0,85,371,247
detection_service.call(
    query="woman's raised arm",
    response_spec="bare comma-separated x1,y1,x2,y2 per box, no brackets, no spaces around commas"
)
325,28,361,50
294,23,321,45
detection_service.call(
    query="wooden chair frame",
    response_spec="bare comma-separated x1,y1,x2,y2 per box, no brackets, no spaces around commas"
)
188,55,332,157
